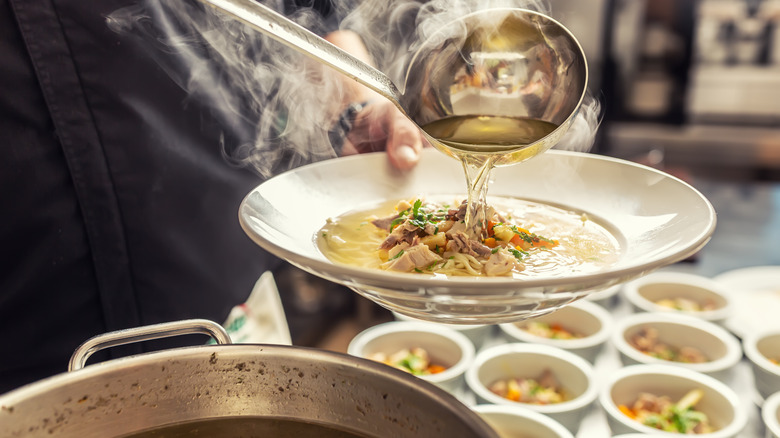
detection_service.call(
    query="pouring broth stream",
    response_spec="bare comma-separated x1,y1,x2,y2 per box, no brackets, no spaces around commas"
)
422,115,560,237
317,113,617,278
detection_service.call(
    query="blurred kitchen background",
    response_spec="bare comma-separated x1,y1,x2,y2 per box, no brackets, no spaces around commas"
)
568,0,780,180
276,0,780,350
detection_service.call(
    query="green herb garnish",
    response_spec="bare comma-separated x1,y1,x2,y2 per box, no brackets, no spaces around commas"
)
390,250,405,260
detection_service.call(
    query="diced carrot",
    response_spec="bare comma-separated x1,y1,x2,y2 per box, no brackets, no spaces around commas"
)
507,390,521,402
533,239,559,249
510,234,522,246
428,364,447,374
486,221,497,236
483,237,497,248
618,404,636,419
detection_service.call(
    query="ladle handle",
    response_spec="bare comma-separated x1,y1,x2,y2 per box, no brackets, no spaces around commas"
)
198,0,403,106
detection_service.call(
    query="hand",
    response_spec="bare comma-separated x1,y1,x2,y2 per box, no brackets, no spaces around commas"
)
340,100,427,170
323,30,426,170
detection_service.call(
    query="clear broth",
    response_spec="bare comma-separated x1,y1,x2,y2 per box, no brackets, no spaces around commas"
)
423,115,560,231
318,196,620,278
422,115,557,153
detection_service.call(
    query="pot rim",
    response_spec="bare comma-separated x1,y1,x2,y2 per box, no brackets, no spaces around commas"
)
0,343,499,438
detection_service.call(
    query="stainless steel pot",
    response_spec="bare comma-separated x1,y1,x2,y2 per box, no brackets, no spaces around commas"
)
0,320,497,437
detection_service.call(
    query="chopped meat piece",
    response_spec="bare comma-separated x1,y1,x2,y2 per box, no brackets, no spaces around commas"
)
371,213,401,232
629,326,708,363
381,243,443,272
446,231,492,258
678,346,707,363
379,220,419,250
536,369,558,389
484,248,523,276
632,392,672,414
445,221,467,237
447,201,467,221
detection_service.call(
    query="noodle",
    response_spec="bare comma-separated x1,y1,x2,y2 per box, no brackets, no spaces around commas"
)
317,197,620,278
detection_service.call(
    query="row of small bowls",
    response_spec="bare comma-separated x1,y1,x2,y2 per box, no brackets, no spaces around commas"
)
347,270,779,437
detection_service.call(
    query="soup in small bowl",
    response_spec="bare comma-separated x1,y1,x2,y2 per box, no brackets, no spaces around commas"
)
600,364,748,437
612,312,741,382
743,329,780,402
347,321,475,394
622,271,732,324
498,300,612,363
465,343,597,433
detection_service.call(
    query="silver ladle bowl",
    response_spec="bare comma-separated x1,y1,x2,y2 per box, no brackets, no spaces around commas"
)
197,0,588,162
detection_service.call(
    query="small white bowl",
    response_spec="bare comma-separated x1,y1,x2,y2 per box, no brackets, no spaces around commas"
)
392,311,494,350
498,300,612,363
584,284,621,308
762,391,780,438
465,343,598,433
472,404,574,438
622,271,733,324
743,329,780,402
611,312,742,382
612,435,667,438
347,321,475,394
600,364,748,437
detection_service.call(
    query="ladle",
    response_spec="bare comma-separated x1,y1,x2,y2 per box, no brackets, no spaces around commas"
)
196,0,588,164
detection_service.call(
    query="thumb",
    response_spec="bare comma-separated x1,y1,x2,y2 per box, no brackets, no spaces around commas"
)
386,115,424,170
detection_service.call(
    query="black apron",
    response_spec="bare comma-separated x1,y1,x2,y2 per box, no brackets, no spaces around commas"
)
0,0,334,393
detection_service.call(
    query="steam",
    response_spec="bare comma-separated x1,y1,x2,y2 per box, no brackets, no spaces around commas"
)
554,93,603,152
107,0,354,179
107,0,601,179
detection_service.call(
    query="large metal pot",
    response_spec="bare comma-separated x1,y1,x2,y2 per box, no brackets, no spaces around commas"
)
0,320,497,437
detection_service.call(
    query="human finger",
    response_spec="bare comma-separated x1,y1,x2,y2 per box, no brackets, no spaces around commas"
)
385,111,423,170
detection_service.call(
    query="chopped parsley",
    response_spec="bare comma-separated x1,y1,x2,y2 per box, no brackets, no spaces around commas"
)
402,199,447,229
389,216,405,229
508,248,528,260
390,249,405,260
510,225,534,243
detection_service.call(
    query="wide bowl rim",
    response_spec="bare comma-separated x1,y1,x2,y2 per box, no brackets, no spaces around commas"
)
599,363,748,437
464,342,598,414
346,320,476,384
392,311,494,331
611,312,742,374
239,149,717,293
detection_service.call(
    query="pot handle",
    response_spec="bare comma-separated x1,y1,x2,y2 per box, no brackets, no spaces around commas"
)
68,319,232,371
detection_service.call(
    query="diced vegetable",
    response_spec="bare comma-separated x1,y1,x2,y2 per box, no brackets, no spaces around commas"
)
619,389,714,434
368,347,447,376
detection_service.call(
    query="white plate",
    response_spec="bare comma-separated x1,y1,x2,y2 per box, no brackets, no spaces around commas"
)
715,266,780,338
239,149,716,323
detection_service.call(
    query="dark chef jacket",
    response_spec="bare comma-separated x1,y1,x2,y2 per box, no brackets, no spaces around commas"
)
0,0,335,393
